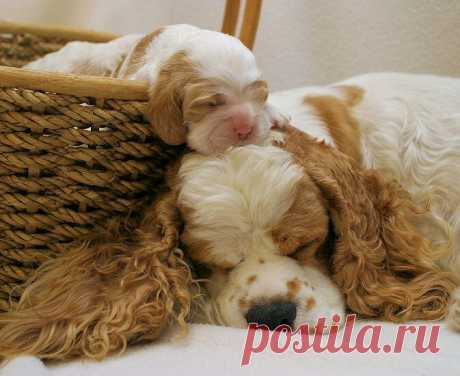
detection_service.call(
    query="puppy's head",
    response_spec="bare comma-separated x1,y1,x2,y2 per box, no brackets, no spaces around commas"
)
176,144,344,329
147,31,270,154
172,127,457,329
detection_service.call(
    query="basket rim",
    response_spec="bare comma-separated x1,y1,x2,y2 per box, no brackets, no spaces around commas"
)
1,20,151,100
0,66,150,100
0,19,118,43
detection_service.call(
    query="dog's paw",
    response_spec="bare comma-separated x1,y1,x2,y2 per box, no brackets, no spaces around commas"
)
264,103,291,129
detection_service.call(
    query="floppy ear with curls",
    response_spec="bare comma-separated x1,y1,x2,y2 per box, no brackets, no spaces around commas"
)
147,51,199,145
0,189,191,361
279,126,458,322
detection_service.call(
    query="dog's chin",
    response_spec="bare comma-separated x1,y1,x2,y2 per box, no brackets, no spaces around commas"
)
187,119,268,155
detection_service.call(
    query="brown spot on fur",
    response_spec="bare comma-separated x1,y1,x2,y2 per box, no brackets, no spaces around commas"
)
117,28,164,78
305,297,316,311
259,258,265,264
287,278,301,299
239,297,249,309
146,51,201,145
272,177,328,257
303,89,363,164
247,275,257,285
336,85,364,106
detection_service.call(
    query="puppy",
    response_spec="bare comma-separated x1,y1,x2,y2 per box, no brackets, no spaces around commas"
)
173,128,457,330
25,24,288,154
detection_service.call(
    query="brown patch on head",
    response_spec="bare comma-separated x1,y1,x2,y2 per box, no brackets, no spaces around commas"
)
147,51,201,145
286,278,301,299
272,177,329,258
117,28,165,78
303,86,363,164
304,297,316,311
247,275,257,285
181,78,228,124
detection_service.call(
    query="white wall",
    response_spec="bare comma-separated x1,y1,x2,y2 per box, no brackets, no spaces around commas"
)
2,0,460,90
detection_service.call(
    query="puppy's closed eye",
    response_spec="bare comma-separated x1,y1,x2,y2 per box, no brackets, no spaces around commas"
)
207,93,227,108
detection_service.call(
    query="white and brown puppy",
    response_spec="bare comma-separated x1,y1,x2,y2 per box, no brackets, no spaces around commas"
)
25,24,288,154
171,73,460,330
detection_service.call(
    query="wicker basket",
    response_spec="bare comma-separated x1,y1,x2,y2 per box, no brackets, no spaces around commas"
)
0,21,183,312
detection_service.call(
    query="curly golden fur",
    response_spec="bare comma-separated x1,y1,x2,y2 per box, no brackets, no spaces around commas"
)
278,126,458,321
0,190,194,361
1,126,458,362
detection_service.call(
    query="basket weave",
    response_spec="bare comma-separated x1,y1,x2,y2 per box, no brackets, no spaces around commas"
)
0,21,182,312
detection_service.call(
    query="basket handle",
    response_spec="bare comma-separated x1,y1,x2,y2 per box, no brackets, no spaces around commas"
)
221,0,263,50
1,0,263,49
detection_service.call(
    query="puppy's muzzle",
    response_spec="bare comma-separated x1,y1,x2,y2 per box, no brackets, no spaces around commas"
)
245,300,297,330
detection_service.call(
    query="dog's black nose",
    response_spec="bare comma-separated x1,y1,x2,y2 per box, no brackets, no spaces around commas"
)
245,301,297,330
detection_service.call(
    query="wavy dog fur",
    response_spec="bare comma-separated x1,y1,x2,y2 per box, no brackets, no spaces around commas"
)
0,191,193,361
279,126,458,322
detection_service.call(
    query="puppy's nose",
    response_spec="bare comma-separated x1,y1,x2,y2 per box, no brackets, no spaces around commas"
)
231,114,253,140
235,125,252,140
245,301,297,330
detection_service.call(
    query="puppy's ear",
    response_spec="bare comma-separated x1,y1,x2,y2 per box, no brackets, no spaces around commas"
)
147,52,198,145
0,189,191,361
280,126,457,322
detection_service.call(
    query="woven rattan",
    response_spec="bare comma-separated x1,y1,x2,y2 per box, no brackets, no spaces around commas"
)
0,21,183,311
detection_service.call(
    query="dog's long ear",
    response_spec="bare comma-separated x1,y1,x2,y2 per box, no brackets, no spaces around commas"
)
147,52,198,145
279,126,458,322
0,190,191,361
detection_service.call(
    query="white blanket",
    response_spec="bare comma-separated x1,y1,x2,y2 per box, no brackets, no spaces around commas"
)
2,321,459,376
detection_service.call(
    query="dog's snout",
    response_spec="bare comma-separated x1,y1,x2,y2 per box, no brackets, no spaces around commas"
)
245,301,297,330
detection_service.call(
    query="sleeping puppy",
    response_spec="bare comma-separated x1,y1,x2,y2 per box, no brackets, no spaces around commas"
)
25,24,288,154
173,126,457,330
